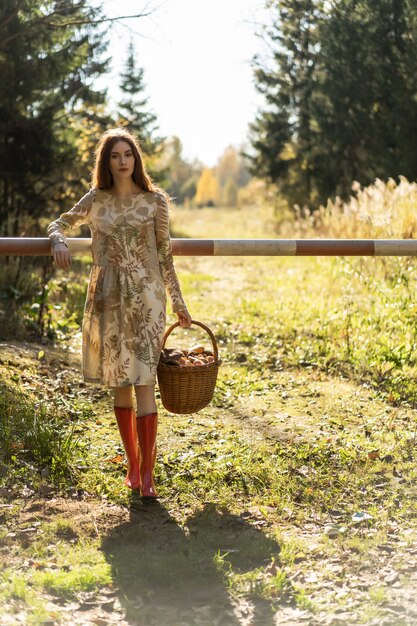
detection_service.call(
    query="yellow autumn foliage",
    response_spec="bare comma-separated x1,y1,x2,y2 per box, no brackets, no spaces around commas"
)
195,168,220,207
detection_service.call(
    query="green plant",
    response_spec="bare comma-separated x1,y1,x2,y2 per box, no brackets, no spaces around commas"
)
0,377,81,482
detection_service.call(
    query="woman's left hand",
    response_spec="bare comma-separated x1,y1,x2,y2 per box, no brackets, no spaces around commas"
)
177,308,192,328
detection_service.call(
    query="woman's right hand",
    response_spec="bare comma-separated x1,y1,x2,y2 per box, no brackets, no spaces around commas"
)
53,243,71,269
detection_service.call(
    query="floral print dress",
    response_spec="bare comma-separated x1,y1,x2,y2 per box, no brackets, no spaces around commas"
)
47,189,187,387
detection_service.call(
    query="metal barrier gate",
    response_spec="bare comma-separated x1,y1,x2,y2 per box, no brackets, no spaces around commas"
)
1,238,417,256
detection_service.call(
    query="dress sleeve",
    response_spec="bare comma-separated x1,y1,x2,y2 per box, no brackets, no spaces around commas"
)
155,193,187,313
47,189,95,249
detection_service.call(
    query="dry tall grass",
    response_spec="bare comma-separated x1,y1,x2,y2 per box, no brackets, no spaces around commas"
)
290,177,417,239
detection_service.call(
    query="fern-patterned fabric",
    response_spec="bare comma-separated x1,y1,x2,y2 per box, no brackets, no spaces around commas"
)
47,189,186,387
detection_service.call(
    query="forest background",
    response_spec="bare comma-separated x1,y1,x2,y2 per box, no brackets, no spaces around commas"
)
2,0,417,233
2,0,417,338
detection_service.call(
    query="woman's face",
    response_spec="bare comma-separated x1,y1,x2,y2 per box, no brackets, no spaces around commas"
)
109,140,135,182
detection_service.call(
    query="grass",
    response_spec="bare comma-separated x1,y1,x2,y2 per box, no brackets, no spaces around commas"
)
0,519,112,626
0,375,82,486
1,178,417,623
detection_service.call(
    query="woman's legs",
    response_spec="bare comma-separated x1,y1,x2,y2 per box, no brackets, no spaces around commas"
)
135,385,158,498
113,386,140,490
134,384,157,417
114,386,134,409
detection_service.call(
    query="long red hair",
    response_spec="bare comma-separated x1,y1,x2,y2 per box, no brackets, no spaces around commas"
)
91,128,156,192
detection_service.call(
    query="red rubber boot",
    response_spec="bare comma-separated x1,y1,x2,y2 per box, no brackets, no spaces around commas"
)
114,406,141,490
136,412,159,498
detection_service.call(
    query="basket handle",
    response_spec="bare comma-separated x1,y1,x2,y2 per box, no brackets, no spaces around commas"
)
161,319,219,362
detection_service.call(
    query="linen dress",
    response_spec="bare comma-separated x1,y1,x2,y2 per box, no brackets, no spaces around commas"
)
47,189,186,387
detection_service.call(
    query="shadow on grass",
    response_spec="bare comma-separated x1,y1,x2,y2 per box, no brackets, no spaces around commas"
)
101,500,281,625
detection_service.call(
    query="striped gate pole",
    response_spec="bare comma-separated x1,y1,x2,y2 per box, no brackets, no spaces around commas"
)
1,238,417,256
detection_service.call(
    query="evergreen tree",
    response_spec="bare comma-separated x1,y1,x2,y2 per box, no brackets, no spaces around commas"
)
117,42,162,159
249,0,323,206
250,0,417,208
313,0,417,200
0,0,109,237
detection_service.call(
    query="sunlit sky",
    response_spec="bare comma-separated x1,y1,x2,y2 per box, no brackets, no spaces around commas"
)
98,0,269,166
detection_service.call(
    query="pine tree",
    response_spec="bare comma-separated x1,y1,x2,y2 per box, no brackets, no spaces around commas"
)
0,0,109,237
250,0,417,208
249,0,323,207
313,0,417,200
118,42,162,159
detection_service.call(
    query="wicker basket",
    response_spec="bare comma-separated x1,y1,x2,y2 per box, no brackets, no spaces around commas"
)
157,320,221,414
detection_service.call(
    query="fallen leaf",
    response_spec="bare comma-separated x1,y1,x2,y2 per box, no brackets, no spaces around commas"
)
106,455,124,464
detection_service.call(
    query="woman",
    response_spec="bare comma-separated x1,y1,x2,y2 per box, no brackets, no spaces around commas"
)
48,128,192,498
